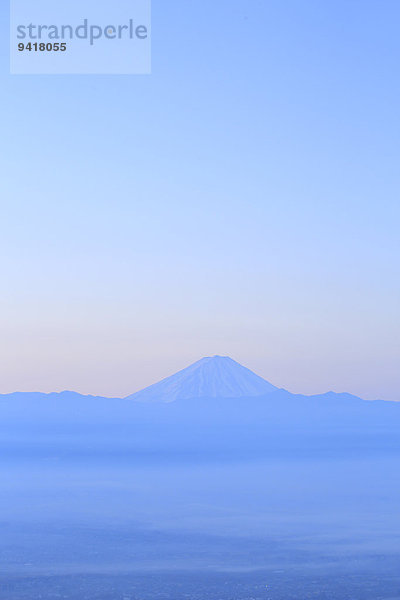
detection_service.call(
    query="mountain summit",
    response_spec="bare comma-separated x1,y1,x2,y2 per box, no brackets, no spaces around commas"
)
125,356,278,403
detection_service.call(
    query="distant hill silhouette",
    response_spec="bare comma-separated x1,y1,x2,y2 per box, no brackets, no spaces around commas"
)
1,357,399,450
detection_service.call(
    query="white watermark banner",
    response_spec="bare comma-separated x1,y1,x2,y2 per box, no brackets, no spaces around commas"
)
10,0,151,74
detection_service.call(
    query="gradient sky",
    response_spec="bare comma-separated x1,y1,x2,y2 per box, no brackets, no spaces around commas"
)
1,0,399,400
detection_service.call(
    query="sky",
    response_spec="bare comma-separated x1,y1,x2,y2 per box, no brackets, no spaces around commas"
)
0,0,399,400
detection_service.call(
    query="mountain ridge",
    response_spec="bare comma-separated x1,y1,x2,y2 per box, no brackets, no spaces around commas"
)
0,356,393,405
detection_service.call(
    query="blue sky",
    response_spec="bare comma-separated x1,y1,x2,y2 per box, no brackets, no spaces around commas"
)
1,0,399,399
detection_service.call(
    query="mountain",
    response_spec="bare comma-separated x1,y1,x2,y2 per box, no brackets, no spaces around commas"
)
125,355,279,402
1,357,399,463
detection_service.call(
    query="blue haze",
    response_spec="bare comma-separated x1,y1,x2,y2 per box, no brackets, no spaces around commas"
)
1,359,400,599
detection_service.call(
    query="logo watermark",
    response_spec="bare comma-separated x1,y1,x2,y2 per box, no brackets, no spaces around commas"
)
16,19,149,46
10,0,151,74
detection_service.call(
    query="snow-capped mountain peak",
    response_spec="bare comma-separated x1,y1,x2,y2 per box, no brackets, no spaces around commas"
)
125,355,278,402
